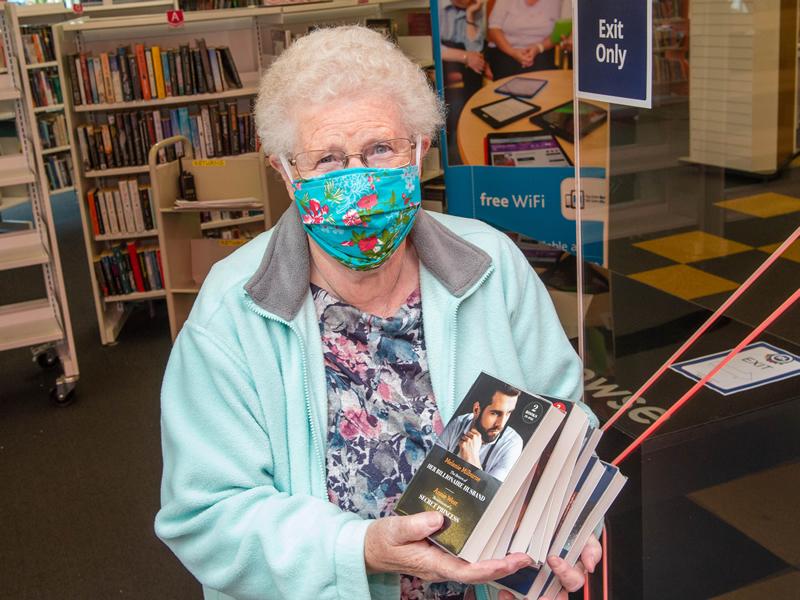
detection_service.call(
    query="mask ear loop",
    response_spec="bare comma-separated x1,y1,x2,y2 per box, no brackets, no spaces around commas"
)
415,135,422,176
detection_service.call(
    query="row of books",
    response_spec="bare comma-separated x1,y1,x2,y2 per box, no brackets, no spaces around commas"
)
38,113,69,150
654,56,688,84
87,181,155,237
206,227,259,240
94,242,164,297
199,209,262,224
654,26,687,49
654,0,685,19
44,155,73,191
75,102,258,172
28,69,63,107
67,39,243,106
179,0,316,8
395,372,626,600
20,25,56,64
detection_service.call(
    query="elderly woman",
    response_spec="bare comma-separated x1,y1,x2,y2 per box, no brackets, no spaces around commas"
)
155,26,600,600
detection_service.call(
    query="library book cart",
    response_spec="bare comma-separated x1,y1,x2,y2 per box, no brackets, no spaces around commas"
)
148,135,286,340
0,11,78,406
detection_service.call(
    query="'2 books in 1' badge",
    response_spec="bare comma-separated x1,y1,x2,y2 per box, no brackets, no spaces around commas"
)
394,372,566,562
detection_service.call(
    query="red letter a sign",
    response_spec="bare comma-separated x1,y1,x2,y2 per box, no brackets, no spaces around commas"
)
167,9,185,27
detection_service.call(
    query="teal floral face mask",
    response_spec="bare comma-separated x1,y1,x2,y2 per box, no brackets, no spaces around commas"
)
282,156,423,271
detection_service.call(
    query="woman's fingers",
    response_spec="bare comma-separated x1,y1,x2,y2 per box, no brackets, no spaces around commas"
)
436,552,533,584
546,556,586,593
580,534,602,574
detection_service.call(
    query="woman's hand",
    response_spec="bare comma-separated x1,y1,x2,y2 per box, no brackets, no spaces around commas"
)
465,51,486,74
512,48,534,68
465,0,483,22
365,511,533,583
496,534,602,600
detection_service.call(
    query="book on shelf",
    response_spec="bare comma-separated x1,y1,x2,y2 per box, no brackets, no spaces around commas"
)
87,181,155,237
394,372,566,563
28,69,63,107
20,25,56,64
654,0,684,19
44,155,73,191
75,101,259,172
94,241,164,297
38,113,69,149
394,371,626,594
68,38,243,106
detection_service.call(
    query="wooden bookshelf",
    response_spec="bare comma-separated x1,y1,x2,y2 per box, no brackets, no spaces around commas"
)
53,10,274,345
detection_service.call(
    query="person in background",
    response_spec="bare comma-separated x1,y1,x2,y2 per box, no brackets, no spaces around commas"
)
440,0,488,101
155,25,601,600
486,0,561,79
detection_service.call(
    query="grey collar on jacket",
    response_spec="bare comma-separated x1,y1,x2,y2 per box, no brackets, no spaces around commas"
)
244,203,492,322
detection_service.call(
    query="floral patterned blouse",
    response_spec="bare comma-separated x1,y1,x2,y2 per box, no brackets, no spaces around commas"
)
312,283,470,600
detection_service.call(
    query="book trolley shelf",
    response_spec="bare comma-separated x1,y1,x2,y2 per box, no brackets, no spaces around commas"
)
0,9,78,405
2,1,172,206
53,0,440,345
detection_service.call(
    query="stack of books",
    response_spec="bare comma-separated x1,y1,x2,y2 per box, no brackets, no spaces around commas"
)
75,102,257,171
67,38,242,106
44,155,73,191
38,113,69,149
395,372,626,600
20,25,55,64
28,69,62,107
86,181,155,237
94,242,164,297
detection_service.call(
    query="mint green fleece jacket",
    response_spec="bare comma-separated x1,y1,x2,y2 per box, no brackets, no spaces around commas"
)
155,205,593,600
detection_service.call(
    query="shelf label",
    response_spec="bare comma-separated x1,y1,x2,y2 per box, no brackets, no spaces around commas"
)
167,9,185,28
68,1,84,15
576,0,652,108
192,159,226,167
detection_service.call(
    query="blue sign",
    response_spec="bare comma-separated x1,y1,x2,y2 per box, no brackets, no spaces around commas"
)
576,0,651,108
445,166,607,266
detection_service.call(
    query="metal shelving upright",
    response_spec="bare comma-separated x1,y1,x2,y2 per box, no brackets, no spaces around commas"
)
0,8,78,405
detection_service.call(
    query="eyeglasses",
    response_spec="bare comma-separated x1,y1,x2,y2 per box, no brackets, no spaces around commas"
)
289,138,416,179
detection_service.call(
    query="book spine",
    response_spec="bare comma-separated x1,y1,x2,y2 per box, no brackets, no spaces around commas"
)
152,110,166,162
145,48,158,100
189,114,202,158
200,105,215,157
126,242,146,292
196,38,215,93
100,52,114,104
107,116,123,167
162,49,172,97
129,179,145,232
94,128,107,170
103,189,119,234
93,189,106,235
100,124,114,168
209,48,223,93
118,47,132,102
190,48,206,94
109,55,123,104
228,102,239,155
79,54,92,105
128,54,142,101
209,103,222,156
174,51,185,96
68,55,83,106
90,57,103,104
219,46,242,88
180,45,193,94
169,109,183,156
119,179,136,232
218,101,230,156
76,125,90,170
87,189,101,236
134,45,150,100
140,185,154,230
168,51,179,98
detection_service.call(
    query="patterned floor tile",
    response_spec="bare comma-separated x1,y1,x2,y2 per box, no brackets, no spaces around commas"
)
759,240,800,264
629,264,740,300
716,193,800,218
634,231,752,264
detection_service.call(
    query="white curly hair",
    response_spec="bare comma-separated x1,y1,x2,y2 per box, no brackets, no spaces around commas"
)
254,25,445,157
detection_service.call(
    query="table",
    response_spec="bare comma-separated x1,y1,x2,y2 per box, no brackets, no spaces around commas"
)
455,70,609,169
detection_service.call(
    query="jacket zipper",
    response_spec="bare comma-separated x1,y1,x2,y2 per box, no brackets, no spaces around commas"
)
243,297,326,485
448,267,494,411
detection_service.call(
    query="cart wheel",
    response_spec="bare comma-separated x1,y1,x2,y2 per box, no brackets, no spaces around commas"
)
36,350,59,370
50,386,76,407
